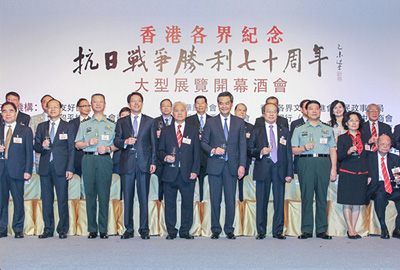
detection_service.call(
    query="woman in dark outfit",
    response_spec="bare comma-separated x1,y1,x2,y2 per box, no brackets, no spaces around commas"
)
337,112,371,239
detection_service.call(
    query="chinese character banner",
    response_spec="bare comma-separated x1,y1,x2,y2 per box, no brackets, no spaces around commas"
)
1,0,399,124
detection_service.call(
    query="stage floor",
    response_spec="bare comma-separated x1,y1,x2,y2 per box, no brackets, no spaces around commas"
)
1,234,398,270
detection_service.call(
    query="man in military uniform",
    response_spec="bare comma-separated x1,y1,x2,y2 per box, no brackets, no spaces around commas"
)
75,93,116,239
291,100,337,240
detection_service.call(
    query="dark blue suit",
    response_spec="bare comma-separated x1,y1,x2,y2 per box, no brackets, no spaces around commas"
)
248,122,293,235
17,111,31,127
368,152,400,231
154,115,174,201
201,114,246,234
34,119,75,234
361,121,393,149
255,115,289,129
0,123,33,234
186,113,211,202
158,123,200,235
114,114,157,234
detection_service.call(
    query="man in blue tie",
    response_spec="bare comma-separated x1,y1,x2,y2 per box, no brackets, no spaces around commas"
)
248,103,293,239
201,92,247,240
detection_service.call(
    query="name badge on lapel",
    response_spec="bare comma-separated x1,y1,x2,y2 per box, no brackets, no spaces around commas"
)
365,144,371,151
101,134,110,141
279,137,287,146
182,137,191,145
59,133,68,140
13,136,22,144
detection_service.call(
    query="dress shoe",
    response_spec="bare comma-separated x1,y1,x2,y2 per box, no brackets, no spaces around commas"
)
316,232,332,240
179,233,194,239
166,233,177,240
381,229,390,239
100,232,109,239
298,232,312,239
347,231,357,240
140,232,150,240
211,232,220,239
38,231,54,239
256,233,266,240
88,232,98,239
59,232,67,239
226,232,236,240
273,234,286,240
14,232,24,239
355,234,362,239
121,231,134,239
0,232,7,238
392,229,400,239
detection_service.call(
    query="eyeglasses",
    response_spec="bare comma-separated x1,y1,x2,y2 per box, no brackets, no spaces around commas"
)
367,109,380,113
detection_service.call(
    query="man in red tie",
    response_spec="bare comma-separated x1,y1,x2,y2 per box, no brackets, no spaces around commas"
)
361,104,392,152
157,102,200,240
368,134,400,239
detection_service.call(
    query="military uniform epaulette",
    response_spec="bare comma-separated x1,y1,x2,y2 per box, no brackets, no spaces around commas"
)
81,118,90,123
296,122,306,128
107,117,116,124
321,121,330,126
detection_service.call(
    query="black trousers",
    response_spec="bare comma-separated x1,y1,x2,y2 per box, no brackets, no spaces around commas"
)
256,163,285,235
122,163,150,234
373,182,400,230
209,162,237,234
0,160,25,234
40,161,69,234
164,171,195,235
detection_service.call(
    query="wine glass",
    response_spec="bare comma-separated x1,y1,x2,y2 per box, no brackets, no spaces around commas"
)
309,133,314,144
220,143,226,160
158,121,163,130
0,139,4,159
392,168,400,189
170,146,177,167
352,141,359,156
130,130,137,152
44,129,51,150
94,129,99,140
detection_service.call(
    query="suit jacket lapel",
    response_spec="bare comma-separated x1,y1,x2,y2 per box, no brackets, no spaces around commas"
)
172,125,179,148
137,115,146,138
260,122,269,147
217,114,227,142
53,120,65,144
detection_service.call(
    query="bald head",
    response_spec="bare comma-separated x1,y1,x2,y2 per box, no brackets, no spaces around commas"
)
172,102,187,124
377,134,391,156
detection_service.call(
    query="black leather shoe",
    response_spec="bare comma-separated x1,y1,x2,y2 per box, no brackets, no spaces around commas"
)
256,233,266,240
180,233,194,239
14,232,24,239
121,231,134,239
355,234,362,239
347,231,357,240
392,229,400,239
140,232,150,240
273,234,286,240
211,232,219,239
381,229,390,239
0,232,7,238
166,233,177,240
316,232,332,240
38,231,53,239
100,232,108,239
226,232,236,240
59,232,67,239
88,232,97,239
298,232,312,239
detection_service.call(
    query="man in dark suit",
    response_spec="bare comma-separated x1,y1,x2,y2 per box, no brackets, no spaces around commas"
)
248,103,293,240
254,96,288,129
392,124,400,151
70,98,91,177
186,95,211,202
234,103,254,202
158,102,200,239
368,134,400,239
34,99,75,239
361,104,393,152
114,92,157,240
0,92,31,126
0,102,33,238
201,92,247,240
290,99,310,174
154,98,174,202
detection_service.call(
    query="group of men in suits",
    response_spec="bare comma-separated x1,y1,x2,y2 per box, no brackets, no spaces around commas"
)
2,90,400,241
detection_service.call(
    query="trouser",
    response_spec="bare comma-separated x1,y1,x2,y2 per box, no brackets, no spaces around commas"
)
164,171,195,235
209,162,237,234
0,161,25,234
256,163,285,235
122,162,150,234
40,161,69,234
82,154,113,233
374,182,400,231
297,156,331,234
